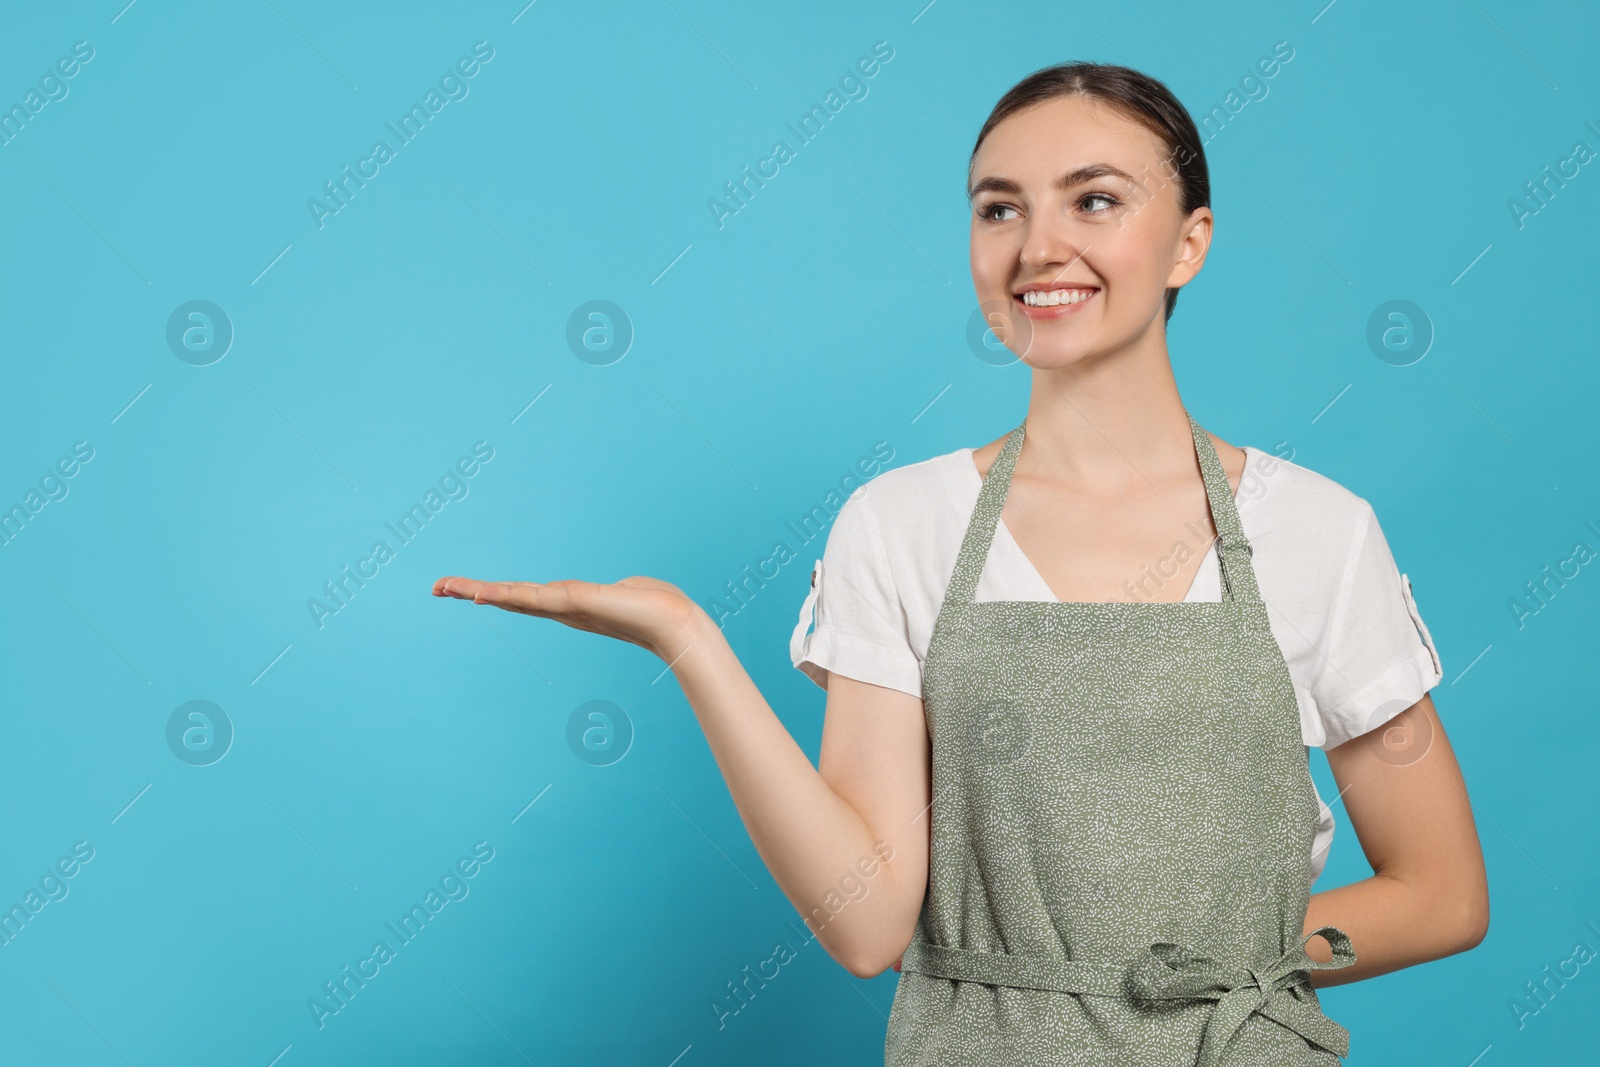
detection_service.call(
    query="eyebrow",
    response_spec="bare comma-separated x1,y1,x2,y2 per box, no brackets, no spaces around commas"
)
967,162,1139,201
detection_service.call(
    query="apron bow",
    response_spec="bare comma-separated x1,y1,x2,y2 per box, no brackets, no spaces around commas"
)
1122,925,1357,1067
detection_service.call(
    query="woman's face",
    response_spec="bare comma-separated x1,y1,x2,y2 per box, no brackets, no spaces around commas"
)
968,94,1211,368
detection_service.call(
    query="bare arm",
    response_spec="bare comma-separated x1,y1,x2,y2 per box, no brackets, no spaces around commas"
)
674,629,931,977
432,575,929,978
1301,693,1489,985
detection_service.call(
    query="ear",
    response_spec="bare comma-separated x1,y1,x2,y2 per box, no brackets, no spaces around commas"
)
1166,206,1213,290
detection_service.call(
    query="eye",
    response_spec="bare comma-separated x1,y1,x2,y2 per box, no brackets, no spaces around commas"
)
977,202,1018,223
1080,192,1122,214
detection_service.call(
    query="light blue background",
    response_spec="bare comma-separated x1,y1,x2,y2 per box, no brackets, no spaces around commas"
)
2,1,1596,1064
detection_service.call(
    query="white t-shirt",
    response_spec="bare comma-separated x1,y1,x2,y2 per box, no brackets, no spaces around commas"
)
789,442,1444,887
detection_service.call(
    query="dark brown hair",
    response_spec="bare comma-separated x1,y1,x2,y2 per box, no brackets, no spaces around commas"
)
969,62,1210,325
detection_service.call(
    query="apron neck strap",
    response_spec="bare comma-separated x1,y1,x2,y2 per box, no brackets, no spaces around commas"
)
942,412,1261,608
944,420,1026,607
1186,410,1261,603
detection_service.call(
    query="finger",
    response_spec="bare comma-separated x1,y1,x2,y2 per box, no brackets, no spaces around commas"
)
473,580,609,626
434,576,489,599
469,580,554,613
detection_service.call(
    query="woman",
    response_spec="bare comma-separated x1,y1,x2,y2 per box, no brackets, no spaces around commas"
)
435,62,1488,1065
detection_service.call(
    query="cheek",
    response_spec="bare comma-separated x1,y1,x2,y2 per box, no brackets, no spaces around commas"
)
1098,223,1172,292
969,228,1015,293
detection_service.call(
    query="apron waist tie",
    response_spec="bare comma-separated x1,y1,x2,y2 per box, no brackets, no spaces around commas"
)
898,925,1357,1067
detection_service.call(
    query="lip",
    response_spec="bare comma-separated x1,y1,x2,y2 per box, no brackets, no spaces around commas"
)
1013,286,1099,320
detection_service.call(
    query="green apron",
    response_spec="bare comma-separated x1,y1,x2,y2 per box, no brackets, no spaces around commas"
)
889,412,1357,1066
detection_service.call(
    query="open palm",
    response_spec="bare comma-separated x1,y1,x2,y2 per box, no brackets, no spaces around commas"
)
431,574,705,661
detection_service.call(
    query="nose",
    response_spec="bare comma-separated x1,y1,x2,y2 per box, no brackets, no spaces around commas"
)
1018,210,1089,275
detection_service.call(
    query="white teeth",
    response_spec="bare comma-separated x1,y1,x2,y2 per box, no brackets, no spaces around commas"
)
1021,288,1096,307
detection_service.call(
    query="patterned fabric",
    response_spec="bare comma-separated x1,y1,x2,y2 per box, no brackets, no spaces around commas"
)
887,413,1357,1066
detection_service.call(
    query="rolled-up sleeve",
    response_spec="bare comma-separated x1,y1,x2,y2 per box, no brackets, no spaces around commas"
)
1311,502,1445,751
789,486,922,696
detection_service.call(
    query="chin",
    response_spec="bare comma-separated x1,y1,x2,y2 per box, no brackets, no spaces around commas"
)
1015,341,1106,370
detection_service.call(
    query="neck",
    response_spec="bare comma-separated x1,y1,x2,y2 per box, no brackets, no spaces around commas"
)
1019,329,1194,493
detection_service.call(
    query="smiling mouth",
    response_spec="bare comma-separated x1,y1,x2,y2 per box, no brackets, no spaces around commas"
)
1014,286,1099,317
1017,286,1098,307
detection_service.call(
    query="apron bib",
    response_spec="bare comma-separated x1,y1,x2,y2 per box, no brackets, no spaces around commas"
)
888,412,1357,1067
